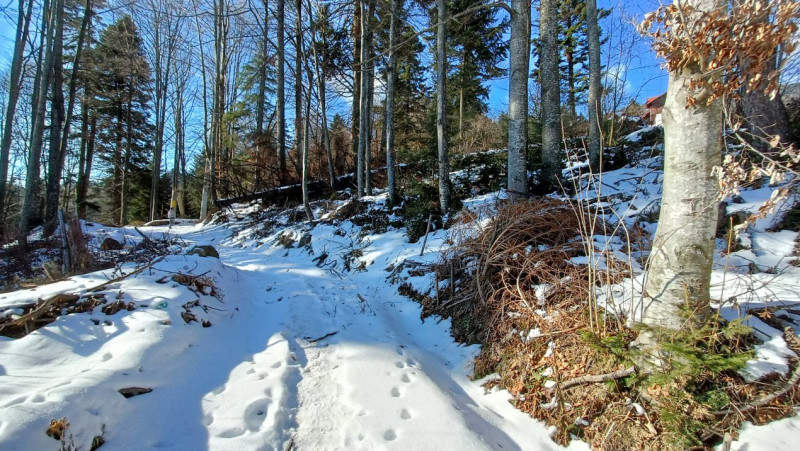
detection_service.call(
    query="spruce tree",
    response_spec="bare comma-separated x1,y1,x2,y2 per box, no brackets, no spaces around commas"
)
447,0,508,138
92,15,153,225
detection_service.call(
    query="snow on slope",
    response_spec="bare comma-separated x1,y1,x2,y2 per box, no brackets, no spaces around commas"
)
0,199,585,450
1,150,799,450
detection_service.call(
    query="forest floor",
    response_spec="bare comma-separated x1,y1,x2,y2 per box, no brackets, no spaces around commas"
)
1,132,800,450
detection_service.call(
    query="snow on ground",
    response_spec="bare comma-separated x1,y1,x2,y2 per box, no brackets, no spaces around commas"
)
1,152,799,450
0,202,584,450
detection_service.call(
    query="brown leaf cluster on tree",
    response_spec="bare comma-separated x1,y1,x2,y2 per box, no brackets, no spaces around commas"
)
639,0,800,106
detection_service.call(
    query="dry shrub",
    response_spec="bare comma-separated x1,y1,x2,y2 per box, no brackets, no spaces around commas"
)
431,198,628,341
413,198,800,449
427,198,685,449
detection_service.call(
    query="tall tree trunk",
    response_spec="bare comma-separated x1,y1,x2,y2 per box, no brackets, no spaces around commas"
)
384,0,398,205
565,43,576,119
172,76,185,217
295,0,303,186
211,0,228,201
351,0,362,183
309,1,335,189
436,0,450,213
642,0,723,331
364,1,375,196
301,57,313,221
76,97,91,219
148,2,177,222
113,114,123,224
587,0,602,170
59,0,92,204
193,0,212,220
120,96,134,225
19,0,55,243
0,0,35,239
458,52,465,139
43,0,67,236
507,0,530,201
740,0,790,152
357,0,370,197
539,0,561,191
276,0,287,184
256,0,269,135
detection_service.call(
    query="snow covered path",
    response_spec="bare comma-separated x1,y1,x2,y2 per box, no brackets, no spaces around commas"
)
212,225,566,450
0,220,572,450
4,203,797,450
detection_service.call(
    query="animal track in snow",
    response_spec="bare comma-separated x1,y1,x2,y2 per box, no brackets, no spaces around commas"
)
383,429,397,441
390,387,401,397
400,373,411,383
400,408,412,420
394,361,405,368
102,352,113,362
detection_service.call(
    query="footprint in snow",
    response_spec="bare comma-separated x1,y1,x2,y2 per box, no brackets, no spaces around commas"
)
102,352,113,362
400,373,411,383
384,429,398,441
394,361,405,368
390,387,401,397
244,398,271,431
400,408,412,420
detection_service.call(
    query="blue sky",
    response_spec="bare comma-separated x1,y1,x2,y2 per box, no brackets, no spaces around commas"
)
0,0,667,117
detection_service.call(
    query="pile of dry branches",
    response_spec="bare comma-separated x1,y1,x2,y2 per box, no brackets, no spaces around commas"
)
426,198,627,341
420,199,800,449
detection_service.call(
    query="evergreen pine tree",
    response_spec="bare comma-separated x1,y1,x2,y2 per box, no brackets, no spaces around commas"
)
92,15,153,225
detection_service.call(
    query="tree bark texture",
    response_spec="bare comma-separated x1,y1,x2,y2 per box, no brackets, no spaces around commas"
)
384,0,398,205
587,0,602,170
507,0,530,201
276,0,287,184
0,0,34,238
357,0,371,197
436,0,451,213
43,0,66,236
643,0,724,330
19,0,55,243
351,0,362,191
539,0,561,191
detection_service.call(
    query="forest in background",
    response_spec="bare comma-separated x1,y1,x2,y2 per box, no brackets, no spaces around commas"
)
0,0,673,241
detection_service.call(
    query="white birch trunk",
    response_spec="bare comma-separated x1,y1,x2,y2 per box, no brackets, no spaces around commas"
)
643,0,723,330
